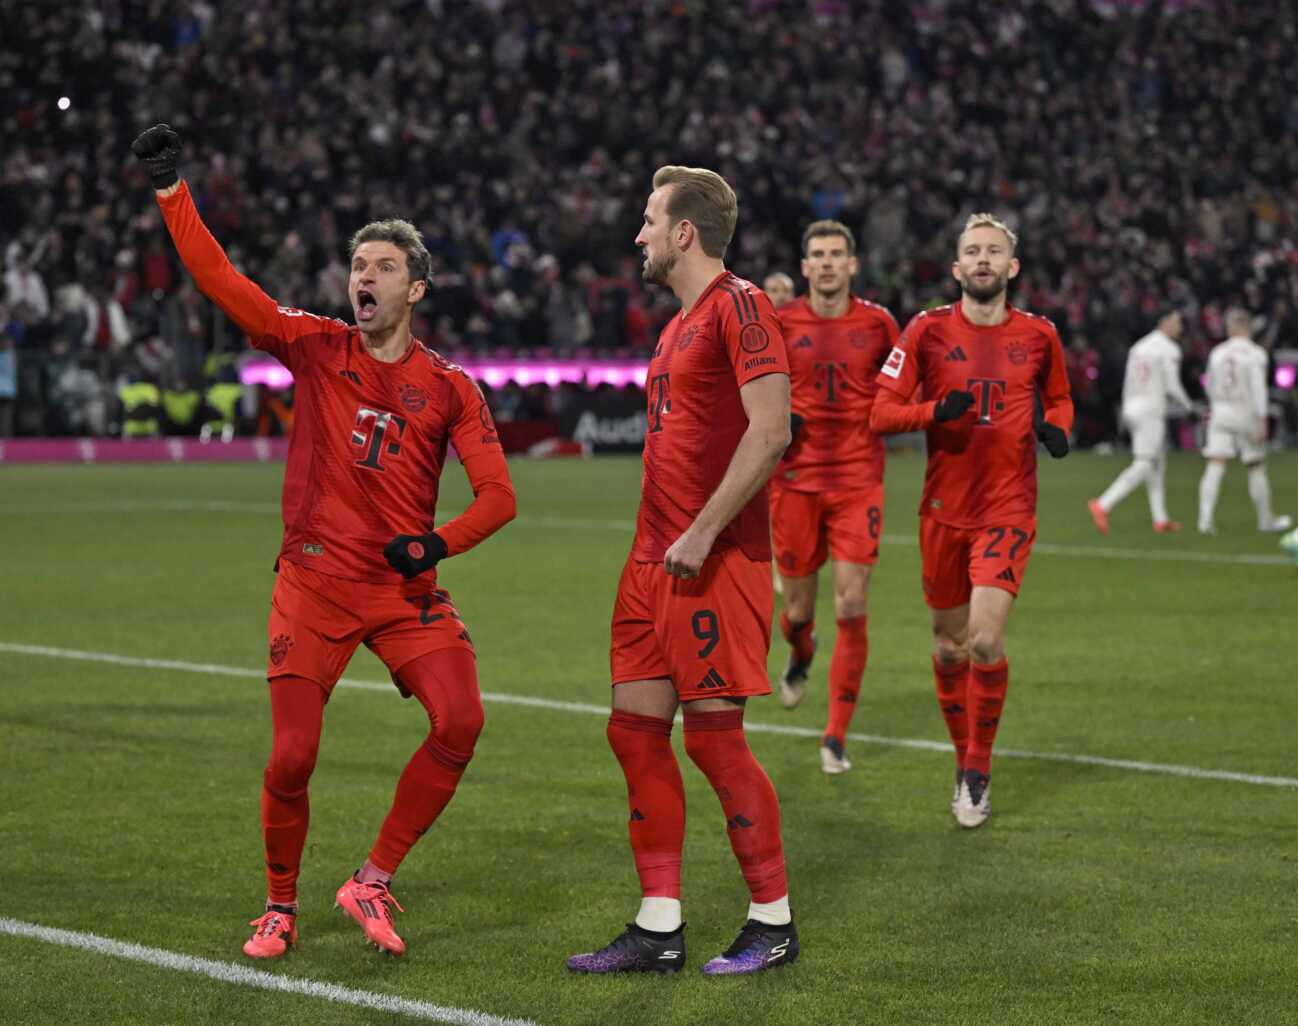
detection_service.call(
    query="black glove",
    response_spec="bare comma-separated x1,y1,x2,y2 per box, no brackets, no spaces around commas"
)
1035,419,1070,458
933,390,975,423
383,532,449,579
789,412,805,439
130,123,181,189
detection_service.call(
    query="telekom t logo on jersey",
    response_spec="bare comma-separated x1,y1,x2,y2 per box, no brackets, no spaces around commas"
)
815,360,848,402
648,373,672,433
352,406,408,470
967,377,1007,424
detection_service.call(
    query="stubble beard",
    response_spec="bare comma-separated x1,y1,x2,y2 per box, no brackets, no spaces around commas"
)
960,270,1008,304
642,248,678,286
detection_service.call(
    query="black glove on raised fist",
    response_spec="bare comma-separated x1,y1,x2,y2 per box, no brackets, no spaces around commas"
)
131,123,181,189
383,532,449,579
1035,419,1070,458
933,390,975,423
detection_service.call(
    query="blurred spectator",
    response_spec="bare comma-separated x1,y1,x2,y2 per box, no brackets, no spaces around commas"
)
0,331,16,437
1065,334,1104,449
762,272,796,308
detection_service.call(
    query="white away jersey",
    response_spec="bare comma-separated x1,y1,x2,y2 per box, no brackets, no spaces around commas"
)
1121,329,1192,418
1205,336,1268,429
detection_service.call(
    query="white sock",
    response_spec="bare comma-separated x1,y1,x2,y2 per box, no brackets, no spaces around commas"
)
1248,464,1275,528
1199,461,1225,529
1146,454,1169,523
635,897,682,933
1098,459,1151,512
747,895,791,927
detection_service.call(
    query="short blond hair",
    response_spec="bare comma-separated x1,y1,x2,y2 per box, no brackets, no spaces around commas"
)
652,165,738,259
959,212,1018,253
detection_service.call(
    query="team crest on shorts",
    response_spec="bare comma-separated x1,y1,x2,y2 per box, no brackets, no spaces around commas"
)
1006,341,1029,365
400,384,428,413
270,633,294,667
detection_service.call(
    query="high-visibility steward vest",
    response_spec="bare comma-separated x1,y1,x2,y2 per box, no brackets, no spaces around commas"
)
119,381,160,438
204,381,242,432
162,387,202,432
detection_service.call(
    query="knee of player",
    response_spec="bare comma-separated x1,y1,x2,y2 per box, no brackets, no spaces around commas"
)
931,632,967,666
833,591,867,620
969,630,1004,666
436,696,485,756
265,746,318,793
682,719,744,766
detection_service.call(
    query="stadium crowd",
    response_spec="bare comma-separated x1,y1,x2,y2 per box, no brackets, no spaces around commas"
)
2,0,1297,439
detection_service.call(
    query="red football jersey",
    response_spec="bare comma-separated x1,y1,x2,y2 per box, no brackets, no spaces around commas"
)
632,271,790,563
775,295,899,492
874,303,1073,529
158,184,512,583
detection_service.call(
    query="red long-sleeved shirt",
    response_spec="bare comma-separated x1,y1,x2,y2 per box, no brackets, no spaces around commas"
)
870,303,1073,529
157,182,515,581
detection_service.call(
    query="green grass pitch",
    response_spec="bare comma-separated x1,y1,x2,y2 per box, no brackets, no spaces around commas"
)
1,451,1294,1025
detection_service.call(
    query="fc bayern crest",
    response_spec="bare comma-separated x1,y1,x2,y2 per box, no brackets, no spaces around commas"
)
678,325,699,350
269,633,294,667
740,323,770,353
400,384,428,412
849,329,868,349
1006,341,1029,365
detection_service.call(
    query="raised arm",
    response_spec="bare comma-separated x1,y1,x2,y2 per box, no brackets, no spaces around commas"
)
132,124,327,365
133,124,283,338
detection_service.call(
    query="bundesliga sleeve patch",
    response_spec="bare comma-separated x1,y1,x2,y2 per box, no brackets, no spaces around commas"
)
881,346,906,379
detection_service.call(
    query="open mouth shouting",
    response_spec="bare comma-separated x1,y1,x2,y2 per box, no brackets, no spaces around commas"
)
356,288,379,322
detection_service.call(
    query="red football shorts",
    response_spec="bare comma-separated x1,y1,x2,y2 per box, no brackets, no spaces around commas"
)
769,481,884,577
610,546,774,701
266,560,474,693
919,516,1036,610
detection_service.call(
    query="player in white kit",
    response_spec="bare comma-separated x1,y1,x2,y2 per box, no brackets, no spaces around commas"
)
1197,308,1291,535
1089,308,1194,534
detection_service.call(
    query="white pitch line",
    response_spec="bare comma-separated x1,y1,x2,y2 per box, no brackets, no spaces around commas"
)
0,917,540,1026
0,500,1288,566
2,641,1295,790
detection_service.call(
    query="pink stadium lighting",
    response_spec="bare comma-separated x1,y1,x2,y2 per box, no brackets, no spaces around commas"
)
460,359,649,389
240,361,295,389
1276,364,1296,390
239,357,649,391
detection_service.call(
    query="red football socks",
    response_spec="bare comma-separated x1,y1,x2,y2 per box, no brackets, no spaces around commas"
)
606,710,686,898
683,708,787,903
261,677,326,906
368,648,483,875
779,610,815,664
824,616,868,741
932,656,970,771
965,659,1009,776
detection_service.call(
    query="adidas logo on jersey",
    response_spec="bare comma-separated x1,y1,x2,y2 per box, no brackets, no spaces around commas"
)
793,335,813,349
944,346,968,362
995,567,1016,583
